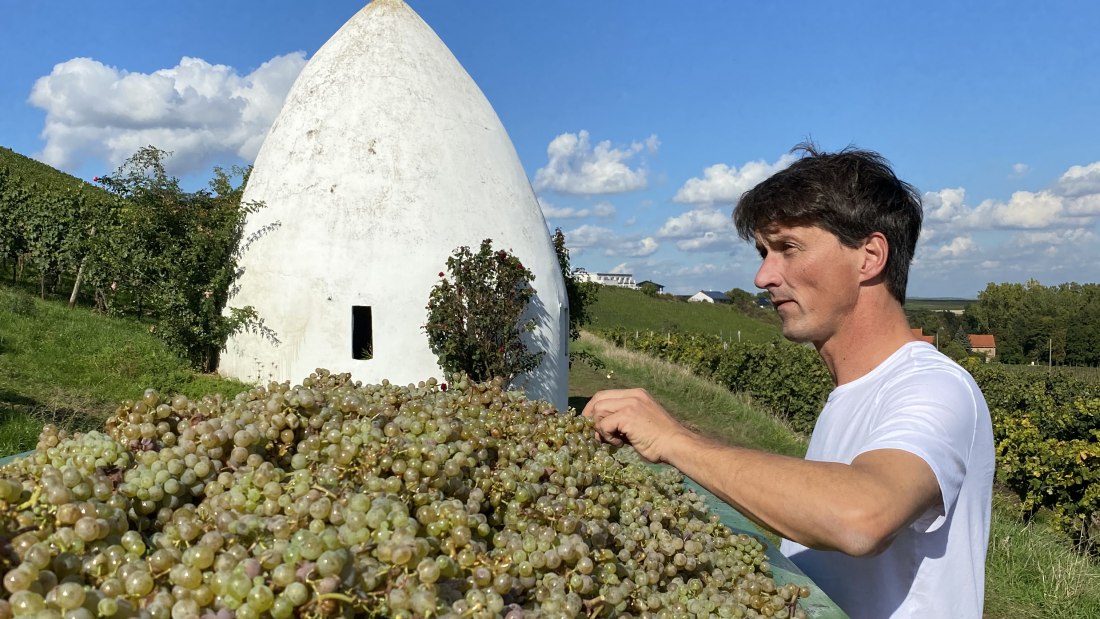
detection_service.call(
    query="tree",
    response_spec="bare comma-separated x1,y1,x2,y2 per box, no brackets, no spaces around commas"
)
551,227,598,340
941,339,969,363
0,168,30,285
725,287,757,313
424,239,543,383
970,280,1100,366
640,282,659,297
94,147,263,371
953,324,971,354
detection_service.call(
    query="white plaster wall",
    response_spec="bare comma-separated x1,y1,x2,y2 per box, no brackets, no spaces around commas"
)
219,0,569,409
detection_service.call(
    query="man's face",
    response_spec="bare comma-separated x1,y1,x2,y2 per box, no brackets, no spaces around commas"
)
753,224,864,346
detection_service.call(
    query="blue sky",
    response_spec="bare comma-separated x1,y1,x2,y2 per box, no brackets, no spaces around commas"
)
3,1,1099,298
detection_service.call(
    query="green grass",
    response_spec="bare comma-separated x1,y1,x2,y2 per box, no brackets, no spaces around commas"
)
570,330,1100,619
0,285,250,457
569,332,805,458
904,297,975,312
984,493,1100,618
588,285,782,343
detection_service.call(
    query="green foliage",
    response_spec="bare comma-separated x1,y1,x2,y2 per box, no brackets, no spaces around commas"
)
940,339,969,362
0,146,263,372
969,363,1100,546
0,148,110,294
424,239,542,384
0,147,99,197
905,307,972,345
551,228,598,340
639,282,660,297
92,148,263,371
970,280,1100,366
723,287,755,311
603,329,832,434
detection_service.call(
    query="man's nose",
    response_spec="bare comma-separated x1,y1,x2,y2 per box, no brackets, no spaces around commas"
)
754,255,780,291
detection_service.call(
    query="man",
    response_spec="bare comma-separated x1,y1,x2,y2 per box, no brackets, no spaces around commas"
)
582,145,994,618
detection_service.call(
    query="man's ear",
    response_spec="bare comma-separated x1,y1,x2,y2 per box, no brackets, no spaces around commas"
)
860,232,889,282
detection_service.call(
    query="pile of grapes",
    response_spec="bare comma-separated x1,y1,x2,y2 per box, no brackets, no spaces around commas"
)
0,370,811,618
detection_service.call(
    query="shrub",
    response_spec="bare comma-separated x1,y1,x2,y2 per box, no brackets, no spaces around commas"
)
424,239,542,383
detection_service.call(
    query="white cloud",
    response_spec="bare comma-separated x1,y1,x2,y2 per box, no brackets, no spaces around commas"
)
563,224,658,258
563,224,614,249
1008,228,1095,248
618,237,659,257
610,263,630,274
657,208,731,238
1011,163,1030,177
593,201,616,217
672,154,796,205
922,187,967,223
933,235,975,258
966,191,1065,229
29,53,307,175
538,197,616,219
656,207,739,252
923,161,1100,231
1054,162,1100,199
533,130,657,195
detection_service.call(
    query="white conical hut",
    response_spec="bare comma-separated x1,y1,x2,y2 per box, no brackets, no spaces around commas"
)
219,0,569,409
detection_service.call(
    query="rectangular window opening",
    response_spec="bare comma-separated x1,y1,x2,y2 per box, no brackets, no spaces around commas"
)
352,305,373,360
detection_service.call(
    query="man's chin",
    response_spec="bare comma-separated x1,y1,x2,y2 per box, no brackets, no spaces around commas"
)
780,323,813,344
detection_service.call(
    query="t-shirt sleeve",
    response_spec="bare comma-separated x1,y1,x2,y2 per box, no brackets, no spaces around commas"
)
856,368,979,533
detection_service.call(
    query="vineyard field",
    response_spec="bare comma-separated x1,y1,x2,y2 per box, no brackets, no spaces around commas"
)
588,285,782,344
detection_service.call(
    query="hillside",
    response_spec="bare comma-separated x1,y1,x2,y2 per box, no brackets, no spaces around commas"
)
0,285,249,456
587,285,782,343
904,297,975,312
0,145,104,199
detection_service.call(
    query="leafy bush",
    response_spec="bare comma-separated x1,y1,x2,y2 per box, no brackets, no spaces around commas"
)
92,148,263,371
603,329,831,434
970,363,1100,546
424,239,542,384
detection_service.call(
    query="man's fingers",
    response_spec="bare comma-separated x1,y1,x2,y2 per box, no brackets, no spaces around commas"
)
583,389,644,418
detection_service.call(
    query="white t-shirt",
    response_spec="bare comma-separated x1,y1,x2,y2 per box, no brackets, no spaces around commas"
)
780,342,994,619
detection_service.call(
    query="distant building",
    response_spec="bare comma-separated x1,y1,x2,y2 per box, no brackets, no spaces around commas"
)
910,328,936,345
689,290,730,304
968,334,997,362
573,268,636,289
636,280,665,294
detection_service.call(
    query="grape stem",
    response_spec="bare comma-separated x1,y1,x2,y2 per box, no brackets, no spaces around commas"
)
584,594,606,618
311,485,339,499
16,486,41,510
316,592,357,604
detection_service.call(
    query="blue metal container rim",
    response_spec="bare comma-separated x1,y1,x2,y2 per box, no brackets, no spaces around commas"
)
0,450,33,467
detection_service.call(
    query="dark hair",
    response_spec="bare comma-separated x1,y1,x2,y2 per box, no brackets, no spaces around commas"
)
733,143,922,303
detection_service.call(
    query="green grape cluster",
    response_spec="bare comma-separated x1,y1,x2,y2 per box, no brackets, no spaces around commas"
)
0,370,812,618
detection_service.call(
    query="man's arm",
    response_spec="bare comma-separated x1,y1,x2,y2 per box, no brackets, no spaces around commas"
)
581,388,942,557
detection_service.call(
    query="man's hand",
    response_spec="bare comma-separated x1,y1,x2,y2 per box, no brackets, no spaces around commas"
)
581,388,691,464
